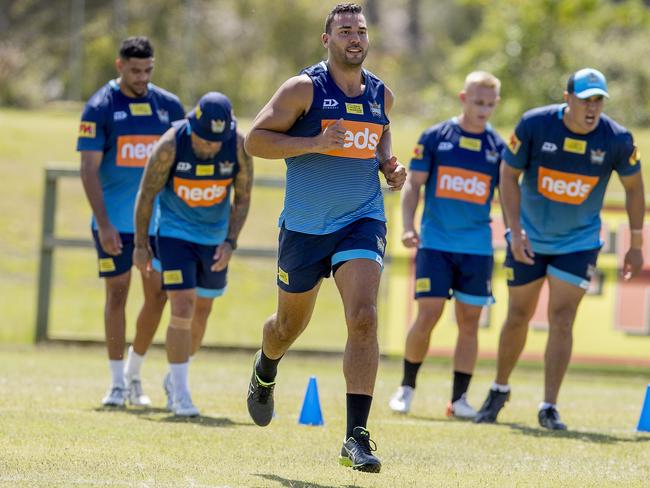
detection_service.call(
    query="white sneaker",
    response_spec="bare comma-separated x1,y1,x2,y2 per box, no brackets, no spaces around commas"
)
446,394,477,419
172,392,200,417
389,385,414,414
126,378,151,407
102,386,126,407
163,372,173,411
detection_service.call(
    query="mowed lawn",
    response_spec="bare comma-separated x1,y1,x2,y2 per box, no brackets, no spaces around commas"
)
0,345,649,487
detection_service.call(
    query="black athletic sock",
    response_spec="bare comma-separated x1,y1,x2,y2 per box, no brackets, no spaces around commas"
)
452,371,472,403
255,348,282,383
346,393,373,439
401,359,422,388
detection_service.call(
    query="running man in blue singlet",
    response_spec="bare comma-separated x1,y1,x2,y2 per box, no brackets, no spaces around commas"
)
474,68,645,430
388,71,504,420
133,92,253,417
77,37,185,408
244,3,406,473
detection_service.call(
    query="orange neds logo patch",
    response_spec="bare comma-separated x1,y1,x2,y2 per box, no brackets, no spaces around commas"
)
320,120,383,159
116,135,160,167
537,166,599,205
435,166,492,204
173,177,233,207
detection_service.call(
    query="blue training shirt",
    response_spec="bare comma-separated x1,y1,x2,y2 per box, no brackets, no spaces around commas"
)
280,61,389,235
410,118,505,255
504,104,641,254
157,120,239,246
76,80,185,234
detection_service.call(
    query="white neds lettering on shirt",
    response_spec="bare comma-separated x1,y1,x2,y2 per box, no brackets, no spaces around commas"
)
116,135,159,167
435,166,492,204
537,166,599,205
173,177,233,207
320,120,383,159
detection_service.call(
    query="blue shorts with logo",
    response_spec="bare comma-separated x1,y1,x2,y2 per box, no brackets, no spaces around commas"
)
156,236,227,298
504,244,600,290
277,217,387,293
92,231,158,278
415,249,495,306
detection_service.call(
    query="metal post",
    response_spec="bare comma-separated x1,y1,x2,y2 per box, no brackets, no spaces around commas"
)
35,170,58,342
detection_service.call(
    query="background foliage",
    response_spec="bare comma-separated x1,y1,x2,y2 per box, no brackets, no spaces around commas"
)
3,0,650,125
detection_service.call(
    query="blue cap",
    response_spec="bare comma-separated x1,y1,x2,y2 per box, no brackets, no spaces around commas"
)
567,68,609,99
187,92,235,142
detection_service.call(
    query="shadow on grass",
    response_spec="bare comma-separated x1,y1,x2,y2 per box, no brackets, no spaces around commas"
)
253,473,357,488
504,422,650,444
146,414,251,427
407,414,457,424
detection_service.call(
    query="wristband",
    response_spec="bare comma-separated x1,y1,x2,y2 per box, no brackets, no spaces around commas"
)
224,238,237,250
631,229,644,234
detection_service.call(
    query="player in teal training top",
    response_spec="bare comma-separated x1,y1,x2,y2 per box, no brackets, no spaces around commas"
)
389,71,505,420
77,36,184,408
474,68,645,430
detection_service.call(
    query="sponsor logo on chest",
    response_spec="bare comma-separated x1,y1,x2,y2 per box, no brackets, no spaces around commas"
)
176,162,192,172
345,103,364,115
219,160,235,175
590,149,606,165
173,177,232,207
323,98,339,109
485,150,500,164
563,137,587,155
129,103,152,116
459,136,482,152
116,135,159,167
369,101,382,118
321,119,383,159
541,142,558,153
157,109,170,124
537,166,599,205
435,166,492,204
113,111,128,122
437,142,454,152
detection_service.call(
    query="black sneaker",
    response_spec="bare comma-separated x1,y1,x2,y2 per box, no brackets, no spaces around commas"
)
246,350,275,426
338,426,381,473
474,388,510,424
538,406,567,430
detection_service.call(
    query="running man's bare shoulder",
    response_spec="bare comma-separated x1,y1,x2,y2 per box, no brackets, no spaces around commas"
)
252,74,314,132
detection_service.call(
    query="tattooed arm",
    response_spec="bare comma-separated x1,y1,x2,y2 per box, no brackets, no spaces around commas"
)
212,130,254,272
133,127,177,274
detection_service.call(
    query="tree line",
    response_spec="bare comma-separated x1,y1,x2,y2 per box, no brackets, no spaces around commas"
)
2,0,650,126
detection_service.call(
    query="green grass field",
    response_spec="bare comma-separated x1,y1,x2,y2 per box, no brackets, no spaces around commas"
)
1,345,649,487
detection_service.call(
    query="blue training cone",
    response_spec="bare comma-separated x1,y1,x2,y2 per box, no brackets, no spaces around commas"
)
636,384,650,432
298,376,324,426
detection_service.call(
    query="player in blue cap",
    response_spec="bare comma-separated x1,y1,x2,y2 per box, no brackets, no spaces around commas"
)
474,68,645,430
77,36,185,408
133,92,253,416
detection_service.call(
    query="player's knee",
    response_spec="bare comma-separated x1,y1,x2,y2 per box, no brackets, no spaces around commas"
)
505,305,534,327
346,304,378,335
457,320,479,337
273,315,304,344
105,284,129,309
169,294,195,318
549,307,576,331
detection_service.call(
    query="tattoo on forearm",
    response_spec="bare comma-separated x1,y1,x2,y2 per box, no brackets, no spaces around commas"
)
227,134,254,241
